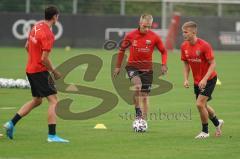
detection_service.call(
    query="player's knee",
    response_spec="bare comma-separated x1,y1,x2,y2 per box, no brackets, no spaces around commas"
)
33,98,42,106
196,101,205,109
142,94,148,102
134,84,142,92
51,101,58,107
50,99,58,107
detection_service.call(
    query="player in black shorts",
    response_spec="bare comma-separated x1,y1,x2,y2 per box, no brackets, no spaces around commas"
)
181,21,224,139
113,14,168,120
3,6,69,142
125,66,154,119
126,66,153,93
27,71,57,97
194,76,217,101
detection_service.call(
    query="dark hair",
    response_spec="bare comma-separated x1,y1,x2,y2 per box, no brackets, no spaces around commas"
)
45,6,59,20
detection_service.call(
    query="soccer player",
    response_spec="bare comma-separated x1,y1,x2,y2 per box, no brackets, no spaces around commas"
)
3,6,69,143
180,21,224,139
113,14,168,120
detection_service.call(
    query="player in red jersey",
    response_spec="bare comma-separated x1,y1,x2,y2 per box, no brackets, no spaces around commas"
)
181,21,224,139
113,14,168,120
3,6,69,142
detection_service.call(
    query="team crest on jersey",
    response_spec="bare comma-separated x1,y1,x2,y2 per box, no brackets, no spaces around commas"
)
146,40,151,45
196,50,201,56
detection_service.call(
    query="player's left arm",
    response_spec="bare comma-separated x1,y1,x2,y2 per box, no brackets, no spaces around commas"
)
40,33,61,80
156,36,168,75
198,43,216,89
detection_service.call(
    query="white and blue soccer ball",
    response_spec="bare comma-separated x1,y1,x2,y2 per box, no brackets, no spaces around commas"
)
132,118,148,132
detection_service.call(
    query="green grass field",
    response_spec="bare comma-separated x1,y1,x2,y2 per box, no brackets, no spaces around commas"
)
0,47,239,159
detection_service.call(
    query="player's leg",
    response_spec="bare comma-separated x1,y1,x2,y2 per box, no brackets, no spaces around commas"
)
46,94,57,130
16,72,44,118
206,104,220,125
17,97,42,117
131,75,143,118
196,95,209,129
3,97,42,139
125,66,143,118
206,105,224,137
141,92,149,119
140,70,153,119
3,71,43,140
205,76,223,137
206,104,215,118
195,95,210,139
46,94,69,143
195,76,223,138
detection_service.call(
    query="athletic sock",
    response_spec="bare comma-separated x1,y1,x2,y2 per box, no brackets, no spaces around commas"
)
11,113,22,126
48,124,56,135
202,123,209,133
210,116,220,127
135,107,142,118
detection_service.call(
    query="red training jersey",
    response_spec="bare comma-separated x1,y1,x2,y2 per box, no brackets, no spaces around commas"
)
116,29,167,71
181,38,217,84
26,21,55,73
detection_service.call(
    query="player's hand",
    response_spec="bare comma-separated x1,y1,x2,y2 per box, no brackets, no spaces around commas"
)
198,79,207,90
184,80,190,88
113,68,120,78
52,70,62,80
161,64,168,75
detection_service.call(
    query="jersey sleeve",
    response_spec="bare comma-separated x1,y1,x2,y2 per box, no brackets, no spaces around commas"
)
155,35,167,65
116,33,131,68
203,42,214,61
39,31,54,52
181,44,187,61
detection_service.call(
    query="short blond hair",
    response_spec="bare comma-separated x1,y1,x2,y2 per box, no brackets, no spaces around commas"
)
182,21,197,31
140,14,153,23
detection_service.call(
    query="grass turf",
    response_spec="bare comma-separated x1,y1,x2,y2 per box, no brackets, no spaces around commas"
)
0,47,239,159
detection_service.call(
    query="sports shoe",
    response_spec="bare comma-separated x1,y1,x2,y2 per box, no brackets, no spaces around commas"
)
215,119,224,137
195,132,210,139
3,121,14,139
47,135,69,143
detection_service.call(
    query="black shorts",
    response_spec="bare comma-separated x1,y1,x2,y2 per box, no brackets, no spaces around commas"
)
125,66,153,93
194,76,217,101
26,71,57,97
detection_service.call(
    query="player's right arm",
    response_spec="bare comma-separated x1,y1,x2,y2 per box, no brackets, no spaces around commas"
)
181,45,190,88
183,61,190,88
113,34,131,77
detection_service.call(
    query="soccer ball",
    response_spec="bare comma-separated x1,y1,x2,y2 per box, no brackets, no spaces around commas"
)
132,118,148,132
